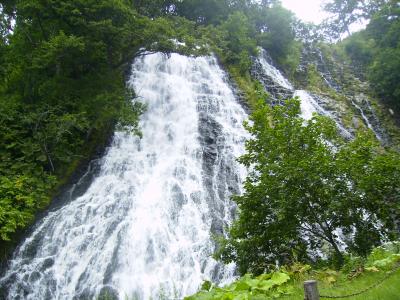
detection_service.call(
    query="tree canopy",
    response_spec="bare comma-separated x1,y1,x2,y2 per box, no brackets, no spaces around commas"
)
218,99,400,275
322,0,388,39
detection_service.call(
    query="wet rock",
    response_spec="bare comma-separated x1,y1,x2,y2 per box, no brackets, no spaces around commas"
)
40,258,54,271
97,286,119,300
171,184,187,207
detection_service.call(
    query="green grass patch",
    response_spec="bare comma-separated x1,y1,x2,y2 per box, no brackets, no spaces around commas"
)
283,267,400,300
186,242,400,300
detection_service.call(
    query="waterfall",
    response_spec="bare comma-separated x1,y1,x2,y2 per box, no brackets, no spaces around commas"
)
294,90,352,138
256,49,293,90
253,50,352,138
350,98,385,142
298,45,341,92
251,48,293,103
0,53,248,300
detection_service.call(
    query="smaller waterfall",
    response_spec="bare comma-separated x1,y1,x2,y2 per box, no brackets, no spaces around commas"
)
350,99,384,142
297,45,387,143
253,48,352,138
251,48,293,103
295,90,320,121
315,49,341,92
257,49,293,90
294,90,352,138
298,45,341,92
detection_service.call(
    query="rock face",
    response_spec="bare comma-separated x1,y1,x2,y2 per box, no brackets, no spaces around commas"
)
250,46,392,144
295,44,389,144
350,93,388,143
250,47,349,136
297,44,342,92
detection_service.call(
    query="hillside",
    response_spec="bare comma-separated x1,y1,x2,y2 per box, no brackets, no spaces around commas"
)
0,1,399,299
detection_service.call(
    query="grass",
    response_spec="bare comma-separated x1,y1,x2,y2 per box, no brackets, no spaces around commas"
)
283,267,400,300
186,241,400,300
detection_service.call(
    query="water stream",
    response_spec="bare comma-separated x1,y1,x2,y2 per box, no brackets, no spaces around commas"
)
351,99,383,141
254,51,351,137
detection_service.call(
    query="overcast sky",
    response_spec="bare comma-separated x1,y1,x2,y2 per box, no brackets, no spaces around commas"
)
280,0,367,34
280,0,330,24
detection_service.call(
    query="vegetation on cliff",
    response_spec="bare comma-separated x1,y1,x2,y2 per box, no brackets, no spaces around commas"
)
326,0,400,115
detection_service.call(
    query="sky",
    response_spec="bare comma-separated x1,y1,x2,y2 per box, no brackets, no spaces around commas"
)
280,0,367,33
280,0,330,24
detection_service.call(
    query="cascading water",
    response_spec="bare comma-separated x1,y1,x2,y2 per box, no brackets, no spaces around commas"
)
298,45,341,92
298,45,387,143
256,49,293,91
0,53,249,300
294,90,352,138
253,50,352,138
251,48,293,103
350,98,385,142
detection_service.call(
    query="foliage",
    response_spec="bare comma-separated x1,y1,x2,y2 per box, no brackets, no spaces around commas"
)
366,241,400,270
322,0,388,39
217,11,258,72
132,0,299,75
194,2,297,75
217,98,400,275
188,242,400,300
368,47,400,111
0,174,56,241
341,31,375,71
367,2,400,112
304,64,326,92
256,4,296,65
175,0,231,25
227,66,266,110
185,271,293,300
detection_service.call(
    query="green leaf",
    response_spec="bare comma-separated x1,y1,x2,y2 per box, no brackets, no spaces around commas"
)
270,272,290,285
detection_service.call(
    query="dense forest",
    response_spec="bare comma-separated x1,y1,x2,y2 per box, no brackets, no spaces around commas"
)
0,0,400,297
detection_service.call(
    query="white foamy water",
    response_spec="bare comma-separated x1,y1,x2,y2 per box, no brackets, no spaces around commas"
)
294,90,352,138
255,49,352,139
294,90,320,120
0,53,249,300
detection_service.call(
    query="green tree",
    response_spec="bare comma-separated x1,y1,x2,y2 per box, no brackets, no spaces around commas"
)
175,0,230,24
367,2,400,111
336,0,400,112
218,99,400,275
255,4,296,64
323,0,388,39
219,12,258,64
341,31,375,72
